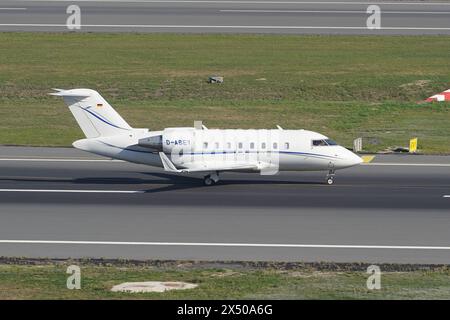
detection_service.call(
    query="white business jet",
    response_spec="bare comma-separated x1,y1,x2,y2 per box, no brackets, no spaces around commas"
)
51,89,362,185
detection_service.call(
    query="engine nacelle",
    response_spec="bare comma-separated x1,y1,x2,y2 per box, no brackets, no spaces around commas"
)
161,128,195,153
138,135,163,151
138,128,196,154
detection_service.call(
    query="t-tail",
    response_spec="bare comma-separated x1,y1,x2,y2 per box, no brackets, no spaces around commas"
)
50,88,132,138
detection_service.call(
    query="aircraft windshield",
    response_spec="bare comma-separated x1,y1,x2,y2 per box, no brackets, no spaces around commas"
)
325,139,338,145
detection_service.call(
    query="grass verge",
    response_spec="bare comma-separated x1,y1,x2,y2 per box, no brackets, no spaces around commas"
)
0,33,449,152
1,259,450,299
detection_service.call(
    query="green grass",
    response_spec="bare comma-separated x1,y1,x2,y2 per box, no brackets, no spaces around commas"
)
1,263,450,299
0,33,450,152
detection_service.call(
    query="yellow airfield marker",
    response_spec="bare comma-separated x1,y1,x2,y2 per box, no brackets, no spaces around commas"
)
409,138,418,153
361,155,375,163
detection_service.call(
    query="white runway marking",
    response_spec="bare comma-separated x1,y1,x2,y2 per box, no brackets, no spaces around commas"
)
0,158,121,162
0,8,27,10
221,9,450,14
0,189,144,194
1,239,450,250
1,24,450,31
16,1,450,6
362,163,450,167
0,157,449,166
443,195,450,198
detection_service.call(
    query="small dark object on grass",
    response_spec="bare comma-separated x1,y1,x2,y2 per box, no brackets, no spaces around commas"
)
208,76,223,84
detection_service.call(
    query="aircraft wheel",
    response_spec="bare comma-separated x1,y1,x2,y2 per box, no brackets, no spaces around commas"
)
326,178,334,185
204,175,215,186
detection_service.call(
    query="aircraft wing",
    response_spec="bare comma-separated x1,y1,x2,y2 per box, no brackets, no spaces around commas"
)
159,152,259,173
183,163,259,173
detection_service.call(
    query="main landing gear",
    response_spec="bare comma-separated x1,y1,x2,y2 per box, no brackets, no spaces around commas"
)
326,169,335,185
203,172,220,186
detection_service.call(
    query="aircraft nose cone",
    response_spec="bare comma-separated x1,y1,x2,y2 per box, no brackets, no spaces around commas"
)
352,153,363,165
336,149,363,168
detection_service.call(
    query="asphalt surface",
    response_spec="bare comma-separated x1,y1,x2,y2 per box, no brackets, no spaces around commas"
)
0,0,450,34
0,146,450,264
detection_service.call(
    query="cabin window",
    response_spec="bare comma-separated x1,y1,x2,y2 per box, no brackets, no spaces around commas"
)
203,142,208,149
284,142,290,150
238,142,243,149
261,142,266,149
273,142,278,149
215,142,219,149
250,142,255,149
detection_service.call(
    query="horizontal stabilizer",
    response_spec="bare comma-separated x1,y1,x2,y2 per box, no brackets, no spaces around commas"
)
49,88,89,98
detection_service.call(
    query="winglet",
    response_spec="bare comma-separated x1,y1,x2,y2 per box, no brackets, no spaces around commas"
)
159,152,181,172
276,125,283,130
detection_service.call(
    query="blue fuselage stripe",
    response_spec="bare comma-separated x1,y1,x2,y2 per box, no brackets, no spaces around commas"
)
99,142,339,160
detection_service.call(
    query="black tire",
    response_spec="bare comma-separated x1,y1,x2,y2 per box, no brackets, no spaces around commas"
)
204,176,214,186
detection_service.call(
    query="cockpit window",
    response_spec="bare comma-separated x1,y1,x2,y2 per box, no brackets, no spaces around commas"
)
312,139,338,146
312,140,327,146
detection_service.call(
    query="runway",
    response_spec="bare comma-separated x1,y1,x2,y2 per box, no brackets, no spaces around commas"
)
0,146,450,264
0,0,450,34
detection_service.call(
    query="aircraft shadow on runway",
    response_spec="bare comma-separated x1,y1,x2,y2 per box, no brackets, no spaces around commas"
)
139,172,320,193
0,172,321,194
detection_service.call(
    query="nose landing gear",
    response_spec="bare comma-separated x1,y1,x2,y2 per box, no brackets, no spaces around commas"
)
204,172,220,186
326,169,335,185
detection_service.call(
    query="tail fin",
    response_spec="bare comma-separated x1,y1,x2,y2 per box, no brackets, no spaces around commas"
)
50,88,132,138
